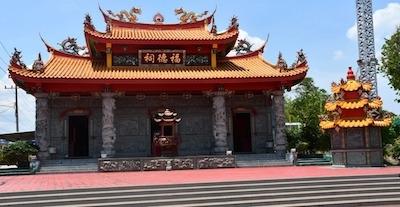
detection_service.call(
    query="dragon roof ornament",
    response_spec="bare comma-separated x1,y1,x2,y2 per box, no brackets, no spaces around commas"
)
10,48,26,69
174,7,208,23
58,37,87,56
107,7,142,23
232,39,253,55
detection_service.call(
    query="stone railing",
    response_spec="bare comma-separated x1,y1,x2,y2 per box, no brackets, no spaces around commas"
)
98,155,235,172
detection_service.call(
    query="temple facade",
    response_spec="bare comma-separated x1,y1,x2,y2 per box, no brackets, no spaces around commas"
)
9,7,308,160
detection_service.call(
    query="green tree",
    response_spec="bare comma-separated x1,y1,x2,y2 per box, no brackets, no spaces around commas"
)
382,116,400,165
380,27,400,101
285,77,330,153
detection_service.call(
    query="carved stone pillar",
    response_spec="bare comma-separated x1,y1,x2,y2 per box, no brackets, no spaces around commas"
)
272,90,287,157
263,91,274,152
206,90,232,153
101,92,116,157
35,93,49,160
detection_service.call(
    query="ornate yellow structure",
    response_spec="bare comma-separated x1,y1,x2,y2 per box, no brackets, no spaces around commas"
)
320,67,391,166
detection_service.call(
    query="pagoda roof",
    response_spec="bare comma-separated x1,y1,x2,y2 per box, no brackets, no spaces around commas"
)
319,67,392,130
84,27,238,43
9,49,307,82
85,7,238,44
320,118,392,129
99,6,215,30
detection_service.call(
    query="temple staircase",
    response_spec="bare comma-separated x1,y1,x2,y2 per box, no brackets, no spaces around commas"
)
39,159,98,173
1,174,400,206
235,153,292,167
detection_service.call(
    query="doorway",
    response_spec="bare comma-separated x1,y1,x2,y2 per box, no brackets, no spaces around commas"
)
68,116,89,157
233,112,252,153
150,117,161,156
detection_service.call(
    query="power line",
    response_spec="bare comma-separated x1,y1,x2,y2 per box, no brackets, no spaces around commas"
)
0,54,9,67
0,40,11,58
4,85,19,132
0,63,7,74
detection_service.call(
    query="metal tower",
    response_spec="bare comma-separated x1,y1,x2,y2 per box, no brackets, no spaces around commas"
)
356,0,378,98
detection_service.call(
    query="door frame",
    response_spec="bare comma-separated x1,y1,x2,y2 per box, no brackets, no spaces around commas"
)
231,107,255,153
68,115,89,157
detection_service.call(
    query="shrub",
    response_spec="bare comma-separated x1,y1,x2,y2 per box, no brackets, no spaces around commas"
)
286,128,302,150
0,149,4,164
296,141,309,154
2,141,38,168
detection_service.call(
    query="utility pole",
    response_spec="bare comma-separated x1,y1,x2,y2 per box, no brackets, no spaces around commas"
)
4,85,19,132
356,0,378,98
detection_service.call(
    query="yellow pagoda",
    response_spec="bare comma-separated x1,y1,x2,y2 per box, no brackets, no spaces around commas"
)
320,67,391,166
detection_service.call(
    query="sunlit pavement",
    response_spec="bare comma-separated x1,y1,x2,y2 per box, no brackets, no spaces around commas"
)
0,165,399,193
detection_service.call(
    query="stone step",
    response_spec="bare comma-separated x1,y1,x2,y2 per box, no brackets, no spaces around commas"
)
39,159,98,173
296,158,332,166
0,168,33,176
236,160,292,167
0,174,398,206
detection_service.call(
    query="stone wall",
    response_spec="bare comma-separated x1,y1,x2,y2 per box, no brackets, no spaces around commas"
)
48,97,102,159
227,95,273,153
47,94,273,158
98,155,236,172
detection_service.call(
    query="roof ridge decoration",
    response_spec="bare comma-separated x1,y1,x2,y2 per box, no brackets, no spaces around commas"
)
276,52,288,71
153,12,165,24
228,16,239,31
292,49,307,68
39,35,87,59
174,7,208,23
84,14,95,30
107,7,142,23
210,17,217,35
32,53,44,72
58,37,88,56
276,49,308,72
10,48,27,69
232,39,253,55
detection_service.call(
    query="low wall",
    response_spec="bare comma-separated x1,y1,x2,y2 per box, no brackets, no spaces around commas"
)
98,155,236,172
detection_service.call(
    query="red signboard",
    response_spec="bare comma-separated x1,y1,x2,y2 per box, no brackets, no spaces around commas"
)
139,50,185,66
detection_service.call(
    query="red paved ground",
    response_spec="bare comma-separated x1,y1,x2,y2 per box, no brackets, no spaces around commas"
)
0,166,399,193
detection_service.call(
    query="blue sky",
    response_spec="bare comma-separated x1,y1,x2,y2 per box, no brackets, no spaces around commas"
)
0,0,399,133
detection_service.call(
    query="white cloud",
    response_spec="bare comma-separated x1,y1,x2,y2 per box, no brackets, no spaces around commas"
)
347,2,400,54
0,73,35,134
333,50,344,60
227,29,266,56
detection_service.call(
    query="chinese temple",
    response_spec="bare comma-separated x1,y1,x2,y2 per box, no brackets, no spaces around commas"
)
8,6,308,163
320,67,391,166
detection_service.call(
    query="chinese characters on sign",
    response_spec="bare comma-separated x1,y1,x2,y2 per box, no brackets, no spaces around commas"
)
140,50,185,65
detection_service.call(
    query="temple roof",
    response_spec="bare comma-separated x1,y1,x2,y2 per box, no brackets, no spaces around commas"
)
99,6,215,30
84,27,238,42
84,7,238,44
9,50,307,81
